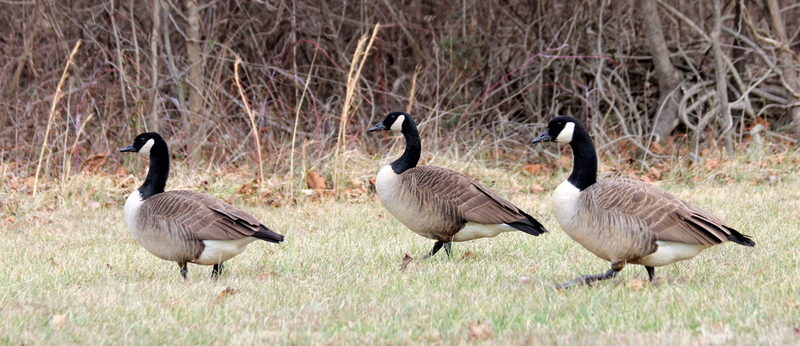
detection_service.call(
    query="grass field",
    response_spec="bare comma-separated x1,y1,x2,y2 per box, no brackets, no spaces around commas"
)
1,158,799,344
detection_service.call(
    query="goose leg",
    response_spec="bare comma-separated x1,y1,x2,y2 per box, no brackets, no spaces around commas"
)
212,262,225,279
556,261,625,289
645,266,655,281
423,241,445,259
443,242,452,257
179,263,188,280
555,269,618,289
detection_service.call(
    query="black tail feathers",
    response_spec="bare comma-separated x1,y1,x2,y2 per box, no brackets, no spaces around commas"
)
508,211,548,236
254,225,285,243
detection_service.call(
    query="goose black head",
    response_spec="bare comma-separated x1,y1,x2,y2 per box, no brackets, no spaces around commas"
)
120,132,165,157
369,111,414,133
531,116,582,144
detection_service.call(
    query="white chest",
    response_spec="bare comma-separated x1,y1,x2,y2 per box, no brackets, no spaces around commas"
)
123,190,145,233
551,180,582,230
375,165,398,197
374,165,434,238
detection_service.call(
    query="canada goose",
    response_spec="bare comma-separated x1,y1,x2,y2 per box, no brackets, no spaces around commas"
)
369,111,547,258
120,132,284,279
531,116,755,288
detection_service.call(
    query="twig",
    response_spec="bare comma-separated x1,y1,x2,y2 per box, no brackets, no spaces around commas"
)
233,56,264,184
33,40,82,197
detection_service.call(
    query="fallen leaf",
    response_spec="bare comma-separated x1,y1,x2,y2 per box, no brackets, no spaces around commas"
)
559,156,572,168
24,177,36,190
4,216,14,223
650,142,663,154
626,278,646,291
51,314,67,329
522,164,541,175
306,170,326,190
257,271,277,280
83,152,110,173
461,251,476,259
705,159,721,171
216,286,237,302
746,116,770,133
518,276,531,284
400,253,413,272
87,201,101,209
164,299,183,308
528,184,545,194
648,167,662,180
467,320,492,340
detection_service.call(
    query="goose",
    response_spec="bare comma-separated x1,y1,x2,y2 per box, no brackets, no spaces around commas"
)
531,116,755,288
120,132,284,279
369,111,547,258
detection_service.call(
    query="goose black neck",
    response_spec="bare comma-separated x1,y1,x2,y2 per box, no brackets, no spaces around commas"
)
390,121,421,174
567,127,598,191
139,142,170,200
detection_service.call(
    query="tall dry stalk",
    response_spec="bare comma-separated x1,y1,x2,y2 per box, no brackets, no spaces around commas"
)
233,56,264,184
406,65,422,113
33,40,82,197
332,23,380,191
290,51,318,194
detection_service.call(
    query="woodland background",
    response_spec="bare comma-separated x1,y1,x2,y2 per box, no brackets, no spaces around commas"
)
1,0,799,192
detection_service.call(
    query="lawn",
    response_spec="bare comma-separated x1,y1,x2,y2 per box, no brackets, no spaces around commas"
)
1,159,798,344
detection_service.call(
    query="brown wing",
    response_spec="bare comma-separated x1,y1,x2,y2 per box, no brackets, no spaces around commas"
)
404,166,529,225
585,178,734,246
142,190,262,241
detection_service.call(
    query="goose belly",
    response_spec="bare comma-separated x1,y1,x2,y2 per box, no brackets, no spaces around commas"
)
193,238,258,265
452,222,515,242
633,241,710,267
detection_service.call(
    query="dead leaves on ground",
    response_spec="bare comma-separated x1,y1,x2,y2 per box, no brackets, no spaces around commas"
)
306,170,326,191
215,286,238,302
467,320,493,341
400,253,413,272
51,314,67,329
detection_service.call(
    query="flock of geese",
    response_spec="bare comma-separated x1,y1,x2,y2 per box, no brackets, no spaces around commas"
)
121,111,755,288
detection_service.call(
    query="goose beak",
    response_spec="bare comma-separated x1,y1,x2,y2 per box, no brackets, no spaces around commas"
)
531,128,552,144
120,143,136,152
368,123,387,132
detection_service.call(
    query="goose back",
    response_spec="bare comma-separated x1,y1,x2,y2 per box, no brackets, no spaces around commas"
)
376,164,538,242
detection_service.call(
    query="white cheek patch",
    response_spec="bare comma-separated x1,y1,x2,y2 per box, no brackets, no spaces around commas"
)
139,139,155,156
390,115,405,132
556,122,575,143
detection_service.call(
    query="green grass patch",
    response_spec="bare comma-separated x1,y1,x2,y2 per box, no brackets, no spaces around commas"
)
0,162,798,344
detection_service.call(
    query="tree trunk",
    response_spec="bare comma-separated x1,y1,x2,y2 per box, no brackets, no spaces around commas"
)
640,0,682,146
149,0,162,133
186,0,206,162
765,0,800,143
712,0,734,157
